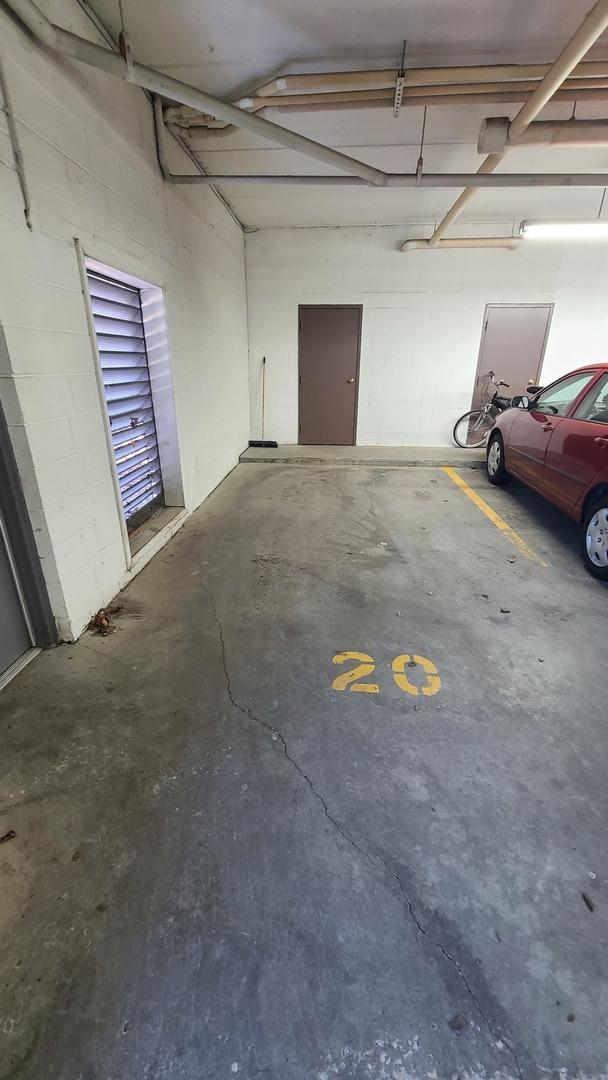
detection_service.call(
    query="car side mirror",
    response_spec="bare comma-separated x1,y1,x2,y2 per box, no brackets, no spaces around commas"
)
516,395,530,409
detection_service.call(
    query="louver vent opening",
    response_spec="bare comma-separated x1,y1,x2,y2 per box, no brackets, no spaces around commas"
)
87,271,164,531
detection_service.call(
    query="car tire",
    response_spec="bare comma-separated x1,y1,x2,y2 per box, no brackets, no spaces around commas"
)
582,497,608,581
486,432,511,487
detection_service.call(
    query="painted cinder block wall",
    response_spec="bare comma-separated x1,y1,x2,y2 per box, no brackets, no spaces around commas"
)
245,226,608,446
0,2,250,640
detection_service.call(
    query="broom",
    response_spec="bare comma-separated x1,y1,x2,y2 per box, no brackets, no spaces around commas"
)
249,356,278,448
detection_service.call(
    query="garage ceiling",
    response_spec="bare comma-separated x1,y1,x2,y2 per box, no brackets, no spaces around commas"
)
90,0,608,229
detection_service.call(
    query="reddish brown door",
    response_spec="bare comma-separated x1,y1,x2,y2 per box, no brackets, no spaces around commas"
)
298,305,362,445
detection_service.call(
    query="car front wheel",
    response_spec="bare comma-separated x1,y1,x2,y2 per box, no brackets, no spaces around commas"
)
486,432,511,487
582,497,608,580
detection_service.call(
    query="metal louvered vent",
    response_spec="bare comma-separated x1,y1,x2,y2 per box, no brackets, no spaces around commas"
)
87,271,164,531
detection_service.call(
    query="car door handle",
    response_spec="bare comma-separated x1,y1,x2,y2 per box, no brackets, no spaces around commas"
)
595,436,608,448
542,422,554,432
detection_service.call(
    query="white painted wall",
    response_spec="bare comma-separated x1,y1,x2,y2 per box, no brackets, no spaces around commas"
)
246,226,608,446
0,2,249,640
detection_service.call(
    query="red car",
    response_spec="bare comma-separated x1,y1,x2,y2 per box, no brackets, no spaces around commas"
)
486,364,608,580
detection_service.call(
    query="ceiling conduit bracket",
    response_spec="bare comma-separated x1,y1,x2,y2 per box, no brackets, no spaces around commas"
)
393,39,406,118
116,0,135,82
416,106,427,186
118,31,134,81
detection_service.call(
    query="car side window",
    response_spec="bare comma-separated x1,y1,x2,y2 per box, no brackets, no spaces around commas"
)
534,371,596,417
574,373,608,424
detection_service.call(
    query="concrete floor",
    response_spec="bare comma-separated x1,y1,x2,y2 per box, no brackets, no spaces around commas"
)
1,463,607,1080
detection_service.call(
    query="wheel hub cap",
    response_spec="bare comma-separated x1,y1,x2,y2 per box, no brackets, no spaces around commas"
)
586,507,608,566
488,441,501,476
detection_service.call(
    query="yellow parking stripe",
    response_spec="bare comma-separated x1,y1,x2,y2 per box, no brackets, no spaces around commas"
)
442,466,548,567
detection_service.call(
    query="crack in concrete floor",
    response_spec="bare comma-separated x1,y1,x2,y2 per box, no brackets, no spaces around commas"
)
210,596,524,1080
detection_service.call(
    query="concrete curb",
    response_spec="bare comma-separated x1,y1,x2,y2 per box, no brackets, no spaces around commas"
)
240,452,485,469
240,447,483,468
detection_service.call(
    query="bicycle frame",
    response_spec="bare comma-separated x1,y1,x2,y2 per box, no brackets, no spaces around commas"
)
472,402,499,430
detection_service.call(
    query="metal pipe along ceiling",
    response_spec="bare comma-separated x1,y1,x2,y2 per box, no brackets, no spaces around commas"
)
401,237,520,250
479,116,608,151
4,0,386,185
249,87,608,114
253,60,608,96
151,92,608,190
153,173,608,188
427,0,608,244
237,78,608,109
166,86,608,131
168,60,608,130
150,86,608,190
7,0,608,200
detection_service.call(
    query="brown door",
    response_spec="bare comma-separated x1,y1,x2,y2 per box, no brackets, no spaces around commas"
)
298,305,362,445
471,304,553,411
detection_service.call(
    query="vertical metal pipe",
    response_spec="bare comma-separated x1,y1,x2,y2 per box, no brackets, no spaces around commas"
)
0,55,32,229
153,94,172,181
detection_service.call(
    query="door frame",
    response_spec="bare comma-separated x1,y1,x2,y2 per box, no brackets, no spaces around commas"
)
0,387,57,655
471,302,554,410
298,304,363,446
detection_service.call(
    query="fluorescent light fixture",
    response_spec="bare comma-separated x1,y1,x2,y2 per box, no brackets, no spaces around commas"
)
520,219,608,240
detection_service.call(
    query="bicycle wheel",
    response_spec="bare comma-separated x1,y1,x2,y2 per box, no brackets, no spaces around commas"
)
452,409,494,448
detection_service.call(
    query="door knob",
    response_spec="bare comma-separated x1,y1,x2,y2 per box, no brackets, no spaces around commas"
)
346,378,355,384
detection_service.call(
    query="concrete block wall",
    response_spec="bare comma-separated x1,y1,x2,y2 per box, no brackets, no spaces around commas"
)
245,226,608,446
0,2,249,640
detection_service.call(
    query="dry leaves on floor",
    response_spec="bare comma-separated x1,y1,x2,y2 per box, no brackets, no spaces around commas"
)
87,603,124,636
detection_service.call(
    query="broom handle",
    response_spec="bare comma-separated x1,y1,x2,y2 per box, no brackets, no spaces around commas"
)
261,356,266,441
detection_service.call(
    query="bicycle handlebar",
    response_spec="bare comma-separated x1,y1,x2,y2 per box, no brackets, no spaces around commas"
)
482,371,509,388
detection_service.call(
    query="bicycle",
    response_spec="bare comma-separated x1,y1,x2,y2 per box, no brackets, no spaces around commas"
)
453,371,512,448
